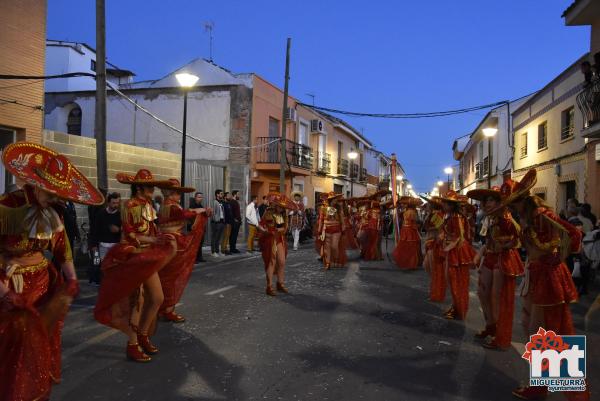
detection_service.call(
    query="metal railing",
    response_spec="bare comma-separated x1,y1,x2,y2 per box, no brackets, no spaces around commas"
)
561,123,574,140
359,167,368,182
475,162,482,180
483,157,489,176
577,80,600,130
350,163,359,178
255,137,313,170
316,152,331,174
337,158,349,176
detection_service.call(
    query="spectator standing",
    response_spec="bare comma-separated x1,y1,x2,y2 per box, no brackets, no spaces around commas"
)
189,192,206,262
211,189,226,257
246,195,260,253
229,190,242,253
153,195,163,213
581,203,597,228
221,192,234,254
258,195,268,219
91,193,122,283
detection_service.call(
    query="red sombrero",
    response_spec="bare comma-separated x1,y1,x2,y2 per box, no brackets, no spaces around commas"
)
399,196,423,208
267,192,298,210
467,186,501,202
156,178,195,193
320,191,344,202
116,169,174,187
433,190,467,204
2,141,104,205
487,169,536,215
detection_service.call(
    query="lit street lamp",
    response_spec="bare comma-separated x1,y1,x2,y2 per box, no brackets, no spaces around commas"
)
482,126,498,189
444,167,453,191
437,180,443,187
348,149,358,197
175,72,199,204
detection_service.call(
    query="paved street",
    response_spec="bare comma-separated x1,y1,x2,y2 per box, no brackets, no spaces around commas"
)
53,240,598,401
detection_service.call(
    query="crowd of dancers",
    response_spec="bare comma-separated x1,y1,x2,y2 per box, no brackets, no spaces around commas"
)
0,142,590,401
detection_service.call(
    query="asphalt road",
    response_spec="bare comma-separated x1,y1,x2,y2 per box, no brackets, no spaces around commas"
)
52,240,598,401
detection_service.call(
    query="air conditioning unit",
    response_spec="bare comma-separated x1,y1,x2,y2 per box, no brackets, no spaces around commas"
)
286,107,297,122
311,119,325,134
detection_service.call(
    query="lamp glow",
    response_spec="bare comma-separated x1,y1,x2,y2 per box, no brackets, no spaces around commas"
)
348,150,358,160
396,175,403,181
444,167,453,175
482,127,498,137
407,184,413,190
175,73,199,88
437,180,443,187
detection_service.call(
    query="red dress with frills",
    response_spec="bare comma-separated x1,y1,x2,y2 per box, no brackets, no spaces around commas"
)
259,209,288,268
360,208,381,261
94,196,175,333
0,187,72,401
157,201,208,312
392,208,421,269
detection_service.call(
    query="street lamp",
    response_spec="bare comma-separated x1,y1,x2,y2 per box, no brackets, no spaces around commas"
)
444,167,453,191
482,126,498,189
348,149,358,197
175,73,199,204
436,180,443,187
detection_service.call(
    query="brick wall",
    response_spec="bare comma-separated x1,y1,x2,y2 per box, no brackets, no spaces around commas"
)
43,130,181,193
0,0,46,143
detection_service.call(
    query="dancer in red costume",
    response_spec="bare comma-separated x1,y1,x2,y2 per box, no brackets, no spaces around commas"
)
435,191,476,320
498,170,589,401
358,191,387,261
468,185,524,350
317,192,346,269
94,170,177,362
340,199,359,250
156,178,210,323
422,198,446,302
392,196,423,270
0,142,104,401
259,193,297,296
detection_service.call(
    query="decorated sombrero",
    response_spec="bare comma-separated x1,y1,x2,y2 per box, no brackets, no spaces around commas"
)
116,169,174,187
2,141,104,205
487,169,536,215
467,186,501,202
156,178,195,193
399,196,423,208
290,190,303,198
320,191,344,202
370,189,391,199
433,190,467,204
267,192,298,210
419,194,442,206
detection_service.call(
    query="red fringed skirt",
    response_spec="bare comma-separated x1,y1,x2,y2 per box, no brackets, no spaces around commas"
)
392,226,421,269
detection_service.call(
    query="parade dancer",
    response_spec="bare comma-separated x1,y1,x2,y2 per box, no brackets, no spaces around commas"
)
259,193,297,296
94,170,177,362
288,191,305,251
0,142,104,401
437,191,476,320
468,186,524,350
358,192,385,261
422,198,446,302
317,192,346,269
157,178,209,323
392,196,423,270
341,199,359,250
500,170,589,401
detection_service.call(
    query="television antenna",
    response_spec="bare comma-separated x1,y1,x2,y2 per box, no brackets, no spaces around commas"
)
204,21,215,62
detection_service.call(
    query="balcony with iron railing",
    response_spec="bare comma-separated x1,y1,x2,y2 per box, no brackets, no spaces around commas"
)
483,157,489,176
359,167,368,182
475,162,483,180
350,163,359,179
379,174,391,189
561,123,575,141
255,137,313,173
316,152,331,175
576,79,600,138
337,158,349,176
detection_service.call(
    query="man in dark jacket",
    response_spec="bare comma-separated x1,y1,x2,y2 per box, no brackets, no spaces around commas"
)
229,190,242,253
221,192,234,254
189,191,206,262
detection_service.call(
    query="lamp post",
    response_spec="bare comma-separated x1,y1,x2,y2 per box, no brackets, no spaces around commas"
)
444,167,453,191
482,126,498,189
175,73,199,205
348,149,358,197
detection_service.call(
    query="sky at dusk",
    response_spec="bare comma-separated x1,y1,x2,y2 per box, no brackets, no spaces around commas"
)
47,0,589,192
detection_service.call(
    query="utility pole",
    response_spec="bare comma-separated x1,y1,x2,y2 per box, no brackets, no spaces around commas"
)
95,0,108,192
279,38,291,194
